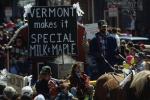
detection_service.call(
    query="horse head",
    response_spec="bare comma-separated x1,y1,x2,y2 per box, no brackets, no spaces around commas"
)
129,70,150,100
94,72,125,100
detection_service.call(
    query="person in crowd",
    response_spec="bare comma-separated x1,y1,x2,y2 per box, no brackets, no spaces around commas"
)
47,66,65,100
10,37,28,59
69,63,94,100
35,65,62,99
126,41,134,50
119,40,127,60
0,26,8,70
3,86,17,100
117,40,127,65
139,43,145,52
110,27,120,47
107,26,112,33
9,54,31,76
3,19,16,33
111,27,125,65
15,18,24,29
35,66,51,99
55,83,77,100
134,52,146,72
48,78,59,100
88,20,118,79
34,94,45,100
127,41,142,57
123,48,135,70
10,36,30,76
21,86,33,100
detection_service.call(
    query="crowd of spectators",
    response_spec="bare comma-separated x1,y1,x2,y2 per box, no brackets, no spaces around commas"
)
0,63,95,100
0,18,30,76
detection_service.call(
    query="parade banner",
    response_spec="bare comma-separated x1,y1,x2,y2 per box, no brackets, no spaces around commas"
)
28,6,77,57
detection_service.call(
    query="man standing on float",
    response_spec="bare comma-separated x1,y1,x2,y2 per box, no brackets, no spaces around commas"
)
88,20,118,79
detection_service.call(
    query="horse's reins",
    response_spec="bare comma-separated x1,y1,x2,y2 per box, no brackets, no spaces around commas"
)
101,54,117,73
110,73,120,84
96,34,125,73
118,54,126,60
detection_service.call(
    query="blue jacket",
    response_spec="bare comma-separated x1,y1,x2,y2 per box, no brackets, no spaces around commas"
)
89,32,118,65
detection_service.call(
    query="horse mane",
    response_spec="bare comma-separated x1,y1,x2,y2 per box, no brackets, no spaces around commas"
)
130,70,150,97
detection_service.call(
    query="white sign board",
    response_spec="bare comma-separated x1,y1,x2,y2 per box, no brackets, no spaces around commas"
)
108,5,118,17
84,23,98,40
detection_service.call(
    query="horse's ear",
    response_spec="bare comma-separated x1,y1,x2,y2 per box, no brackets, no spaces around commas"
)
147,75,150,81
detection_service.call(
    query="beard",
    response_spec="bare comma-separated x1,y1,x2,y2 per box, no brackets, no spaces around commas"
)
100,31,107,36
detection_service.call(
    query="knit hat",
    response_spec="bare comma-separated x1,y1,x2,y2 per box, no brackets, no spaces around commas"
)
21,86,33,96
34,94,45,100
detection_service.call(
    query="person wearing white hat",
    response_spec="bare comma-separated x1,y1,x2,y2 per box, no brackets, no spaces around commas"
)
21,86,33,97
34,94,45,100
3,86,17,100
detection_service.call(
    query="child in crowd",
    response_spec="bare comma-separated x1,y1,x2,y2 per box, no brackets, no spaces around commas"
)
48,79,59,100
123,48,135,69
69,63,94,100
55,83,77,100
35,65,63,100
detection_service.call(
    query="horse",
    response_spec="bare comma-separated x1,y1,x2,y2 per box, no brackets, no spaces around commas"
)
94,72,126,100
94,66,150,100
129,70,150,100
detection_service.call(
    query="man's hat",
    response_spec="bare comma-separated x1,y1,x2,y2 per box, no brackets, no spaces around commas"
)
40,66,52,75
97,20,107,28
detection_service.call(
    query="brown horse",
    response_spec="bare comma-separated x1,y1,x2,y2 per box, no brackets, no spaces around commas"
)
94,70,150,100
94,72,125,100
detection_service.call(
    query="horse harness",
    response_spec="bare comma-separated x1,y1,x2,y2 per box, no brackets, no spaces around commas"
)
106,72,123,99
110,73,120,84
